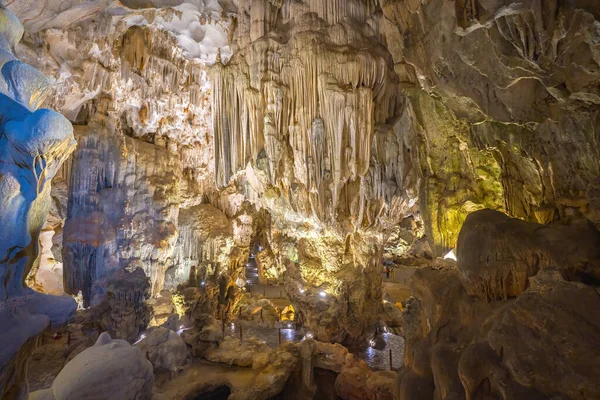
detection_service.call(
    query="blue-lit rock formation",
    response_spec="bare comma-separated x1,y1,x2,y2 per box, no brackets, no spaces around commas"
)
0,5,77,398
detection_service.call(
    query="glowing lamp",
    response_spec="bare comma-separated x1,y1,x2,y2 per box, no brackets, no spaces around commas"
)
444,249,457,261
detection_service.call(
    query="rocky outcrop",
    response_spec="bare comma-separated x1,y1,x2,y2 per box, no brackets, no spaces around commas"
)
380,0,600,252
0,5,77,398
282,233,384,344
30,332,154,400
166,203,239,289
231,343,300,400
98,268,153,342
153,341,300,400
136,327,188,374
204,336,273,368
300,339,396,400
458,209,600,301
62,124,182,307
397,212,600,400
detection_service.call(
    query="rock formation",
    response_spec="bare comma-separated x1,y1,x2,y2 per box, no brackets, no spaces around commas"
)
2,0,600,397
458,209,600,301
4,1,249,341
0,5,77,398
135,327,188,374
379,0,600,252
30,332,154,400
397,211,600,400
300,339,396,400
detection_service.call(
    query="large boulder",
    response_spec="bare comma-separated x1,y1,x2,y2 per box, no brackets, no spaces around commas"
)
230,343,300,400
457,209,600,301
397,264,600,400
32,332,154,400
135,327,188,373
483,275,600,400
204,336,272,369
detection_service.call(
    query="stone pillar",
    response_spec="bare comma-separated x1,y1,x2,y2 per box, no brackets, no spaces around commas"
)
300,338,316,389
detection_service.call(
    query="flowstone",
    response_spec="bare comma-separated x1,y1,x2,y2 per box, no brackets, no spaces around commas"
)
0,5,76,399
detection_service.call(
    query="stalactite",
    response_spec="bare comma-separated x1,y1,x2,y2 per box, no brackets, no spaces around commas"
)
212,2,402,230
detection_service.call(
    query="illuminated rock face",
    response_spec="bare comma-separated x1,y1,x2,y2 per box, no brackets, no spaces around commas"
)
380,0,600,252
6,2,245,330
399,236,600,400
210,0,414,343
62,124,182,307
279,233,384,344
212,1,406,228
0,5,77,398
457,209,600,301
6,0,600,347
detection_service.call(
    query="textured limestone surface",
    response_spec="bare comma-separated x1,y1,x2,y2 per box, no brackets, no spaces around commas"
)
6,0,413,344
153,341,299,400
300,339,396,400
458,209,600,301
397,216,600,400
5,0,243,325
31,332,154,400
379,0,600,252
135,327,188,373
0,5,77,399
3,0,600,397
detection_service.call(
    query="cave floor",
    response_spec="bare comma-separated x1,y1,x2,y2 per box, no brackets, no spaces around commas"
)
222,322,404,371
28,332,70,391
153,359,261,399
382,282,412,304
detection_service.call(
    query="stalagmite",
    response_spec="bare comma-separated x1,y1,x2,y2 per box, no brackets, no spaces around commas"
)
2,0,600,399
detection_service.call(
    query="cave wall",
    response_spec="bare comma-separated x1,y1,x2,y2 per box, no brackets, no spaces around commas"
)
0,5,77,398
5,0,600,343
380,0,600,252
397,210,600,400
63,123,183,306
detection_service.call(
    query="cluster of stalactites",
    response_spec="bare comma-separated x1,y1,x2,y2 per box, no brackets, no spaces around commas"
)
211,10,400,227
279,0,380,26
